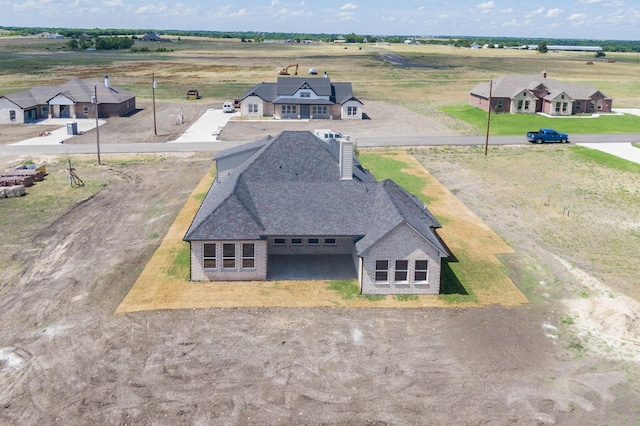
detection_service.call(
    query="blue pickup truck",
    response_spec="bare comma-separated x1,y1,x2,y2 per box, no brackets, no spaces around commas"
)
526,128,570,144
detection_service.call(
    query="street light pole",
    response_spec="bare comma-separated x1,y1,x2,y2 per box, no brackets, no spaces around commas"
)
92,85,101,165
152,73,158,136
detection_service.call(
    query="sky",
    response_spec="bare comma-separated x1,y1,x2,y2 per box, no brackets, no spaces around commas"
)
1,0,639,40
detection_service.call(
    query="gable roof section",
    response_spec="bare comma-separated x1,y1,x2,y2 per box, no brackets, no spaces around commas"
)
470,74,611,101
184,131,446,257
3,78,135,109
240,77,359,105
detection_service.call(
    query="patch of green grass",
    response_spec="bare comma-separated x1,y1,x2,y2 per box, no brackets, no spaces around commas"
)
394,294,419,301
326,280,386,301
327,280,361,300
570,145,640,173
440,104,640,135
105,155,166,165
167,243,190,280
150,232,159,239
192,192,207,202
438,258,478,304
359,153,435,204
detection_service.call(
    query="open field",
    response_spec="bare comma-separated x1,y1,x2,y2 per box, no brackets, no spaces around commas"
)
1,37,640,424
1,144,640,423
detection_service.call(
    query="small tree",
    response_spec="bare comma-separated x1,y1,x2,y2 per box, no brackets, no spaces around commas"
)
595,51,606,58
537,42,548,54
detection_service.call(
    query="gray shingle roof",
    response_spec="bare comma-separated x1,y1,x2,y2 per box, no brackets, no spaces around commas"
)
470,74,611,101
184,131,448,257
3,78,135,108
240,76,361,105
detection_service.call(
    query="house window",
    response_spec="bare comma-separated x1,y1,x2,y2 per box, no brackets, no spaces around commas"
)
414,260,429,282
307,238,319,245
576,101,581,110
300,91,310,98
9,110,16,121
281,105,296,115
395,260,408,283
248,103,258,113
517,100,523,111
291,238,303,245
562,102,568,113
497,99,503,110
312,105,327,115
83,106,89,116
242,243,255,269
273,238,286,246
597,101,603,111
375,260,389,283
590,101,595,111
41,106,48,115
203,243,216,269
347,106,358,116
223,243,236,269
324,238,336,245
555,103,561,113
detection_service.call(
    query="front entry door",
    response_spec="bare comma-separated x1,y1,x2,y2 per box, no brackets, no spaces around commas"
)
300,105,310,119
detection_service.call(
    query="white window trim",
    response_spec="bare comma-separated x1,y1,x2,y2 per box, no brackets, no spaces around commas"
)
414,260,429,283
375,260,389,283
203,243,217,270
241,243,255,270
222,243,236,270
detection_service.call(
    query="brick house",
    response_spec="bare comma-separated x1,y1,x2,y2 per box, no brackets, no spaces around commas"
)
183,131,449,295
239,76,363,120
0,77,135,124
469,71,612,115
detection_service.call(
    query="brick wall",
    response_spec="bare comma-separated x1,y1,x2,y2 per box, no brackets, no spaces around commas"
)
360,224,442,295
190,240,267,281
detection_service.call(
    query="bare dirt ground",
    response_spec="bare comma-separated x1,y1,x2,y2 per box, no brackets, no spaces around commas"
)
1,102,640,424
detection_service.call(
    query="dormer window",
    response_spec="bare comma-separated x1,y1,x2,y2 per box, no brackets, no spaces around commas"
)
300,91,310,98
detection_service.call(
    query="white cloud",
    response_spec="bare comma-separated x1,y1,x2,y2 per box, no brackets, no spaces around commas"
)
577,0,601,3
568,13,588,20
477,1,494,10
341,3,357,10
546,8,563,17
103,0,122,6
501,8,513,14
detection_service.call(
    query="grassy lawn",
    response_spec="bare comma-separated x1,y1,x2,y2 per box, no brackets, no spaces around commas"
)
440,104,640,135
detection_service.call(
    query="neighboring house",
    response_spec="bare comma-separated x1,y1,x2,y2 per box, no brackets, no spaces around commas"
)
184,130,449,295
470,71,612,115
240,76,363,120
140,33,171,42
0,77,135,124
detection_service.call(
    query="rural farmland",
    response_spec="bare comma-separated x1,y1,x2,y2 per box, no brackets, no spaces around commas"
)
1,36,640,424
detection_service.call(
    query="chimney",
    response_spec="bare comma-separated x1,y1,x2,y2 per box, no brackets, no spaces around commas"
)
542,70,547,78
339,140,353,180
104,75,110,88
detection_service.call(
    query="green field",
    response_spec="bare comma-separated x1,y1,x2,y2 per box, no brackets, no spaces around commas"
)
441,104,640,135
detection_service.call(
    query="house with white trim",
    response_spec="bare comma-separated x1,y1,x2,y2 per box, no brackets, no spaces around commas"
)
469,71,612,115
0,77,135,124
184,131,449,295
239,76,363,120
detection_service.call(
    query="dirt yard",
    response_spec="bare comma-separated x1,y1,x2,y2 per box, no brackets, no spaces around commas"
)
1,101,640,424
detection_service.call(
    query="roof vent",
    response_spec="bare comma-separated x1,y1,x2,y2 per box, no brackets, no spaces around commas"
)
339,140,353,180
542,70,547,78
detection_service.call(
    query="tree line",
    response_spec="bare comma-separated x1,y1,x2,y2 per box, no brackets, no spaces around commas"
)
2,26,639,52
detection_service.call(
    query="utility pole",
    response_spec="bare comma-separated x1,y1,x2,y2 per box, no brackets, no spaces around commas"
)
92,85,101,165
484,79,493,157
152,73,158,136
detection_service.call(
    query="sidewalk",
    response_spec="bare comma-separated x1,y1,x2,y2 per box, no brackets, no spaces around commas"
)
9,118,105,146
168,108,237,143
577,142,640,164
